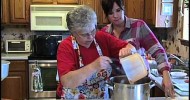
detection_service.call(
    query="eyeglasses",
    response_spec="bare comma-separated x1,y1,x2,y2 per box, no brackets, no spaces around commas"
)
77,29,96,38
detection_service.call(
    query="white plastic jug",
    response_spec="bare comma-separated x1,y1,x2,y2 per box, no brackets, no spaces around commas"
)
120,53,148,84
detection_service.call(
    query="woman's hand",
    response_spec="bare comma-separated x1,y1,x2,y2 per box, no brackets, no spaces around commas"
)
91,56,112,71
162,70,175,98
119,43,137,58
184,79,189,83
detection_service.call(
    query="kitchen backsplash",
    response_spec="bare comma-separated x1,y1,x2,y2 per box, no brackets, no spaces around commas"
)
1,26,70,53
1,26,33,41
1,26,70,41
161,0,189,60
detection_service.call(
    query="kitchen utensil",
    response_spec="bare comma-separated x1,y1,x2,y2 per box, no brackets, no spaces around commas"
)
106,75,155,100
120,53,148,84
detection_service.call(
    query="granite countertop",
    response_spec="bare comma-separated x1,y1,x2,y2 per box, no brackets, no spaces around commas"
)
23,97,189,100
150,97,189,100
1,53,31,60
150,71,189,97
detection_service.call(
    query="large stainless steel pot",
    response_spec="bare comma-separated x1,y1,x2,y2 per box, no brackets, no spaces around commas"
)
107,75,155,100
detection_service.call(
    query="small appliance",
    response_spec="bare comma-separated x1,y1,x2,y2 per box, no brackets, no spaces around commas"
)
33,35,62,56
5,40,31,53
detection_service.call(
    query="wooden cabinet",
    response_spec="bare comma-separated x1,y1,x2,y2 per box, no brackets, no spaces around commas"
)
1,0,30,25
1,60,29,100
124,0,178,27
79,0,109,25
144,0,178,27
150,86,165,97
124,0,145,20
31,0,79,4
1,0,9,24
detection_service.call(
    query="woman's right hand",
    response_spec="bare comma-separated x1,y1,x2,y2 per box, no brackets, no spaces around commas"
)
119,43,137,58
91,56,112,71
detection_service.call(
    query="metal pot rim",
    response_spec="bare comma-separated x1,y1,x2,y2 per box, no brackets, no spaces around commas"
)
110,75,152,85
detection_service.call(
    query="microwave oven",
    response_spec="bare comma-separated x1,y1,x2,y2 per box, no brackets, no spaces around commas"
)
30,5,79,31
5,40,31,53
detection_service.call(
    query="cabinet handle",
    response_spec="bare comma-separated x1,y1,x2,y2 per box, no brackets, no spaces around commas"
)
164,16,170,28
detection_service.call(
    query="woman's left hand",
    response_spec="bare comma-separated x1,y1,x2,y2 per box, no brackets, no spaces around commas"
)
162,70,175,98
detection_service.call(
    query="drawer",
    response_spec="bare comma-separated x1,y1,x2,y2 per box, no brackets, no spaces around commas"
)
9,60,27,71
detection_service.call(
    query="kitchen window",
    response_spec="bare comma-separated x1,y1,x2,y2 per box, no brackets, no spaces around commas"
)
179,0,189,46
182,0,189,40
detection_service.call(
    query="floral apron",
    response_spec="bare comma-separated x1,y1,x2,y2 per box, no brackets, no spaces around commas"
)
61,36,112,99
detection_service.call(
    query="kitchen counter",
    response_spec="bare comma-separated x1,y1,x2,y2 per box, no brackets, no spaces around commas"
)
150,97,189,100
1,53,31,60
150,72,189,97
26,97,189,100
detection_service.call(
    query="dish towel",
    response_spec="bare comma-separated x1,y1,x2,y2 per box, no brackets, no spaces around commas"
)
32,63,43,92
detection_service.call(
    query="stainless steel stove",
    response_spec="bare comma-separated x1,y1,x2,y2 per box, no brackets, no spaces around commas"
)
28,54,57,99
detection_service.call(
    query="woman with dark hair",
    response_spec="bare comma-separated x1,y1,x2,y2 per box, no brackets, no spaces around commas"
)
101,0,175,98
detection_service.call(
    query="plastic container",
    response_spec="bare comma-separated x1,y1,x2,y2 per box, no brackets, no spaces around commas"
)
120,53,148,84
1,60,10,81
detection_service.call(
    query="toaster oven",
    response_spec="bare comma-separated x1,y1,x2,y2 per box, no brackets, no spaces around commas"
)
5,40,31,53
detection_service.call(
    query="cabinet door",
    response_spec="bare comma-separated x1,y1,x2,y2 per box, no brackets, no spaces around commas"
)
31,0,79,4
57,0,79,4
1,72,27,100
31,0,54,4
1,0,10,24
144,0,156,26
155,0,178,27
144,0,178,27
79,0,96,10
9,0,30,24
125,0,144,19
79,0,109,25
1,60,28,99
79,0,96,19
95,0,109,24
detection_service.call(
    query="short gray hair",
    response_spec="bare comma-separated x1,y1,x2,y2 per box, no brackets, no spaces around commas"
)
66,5,97,34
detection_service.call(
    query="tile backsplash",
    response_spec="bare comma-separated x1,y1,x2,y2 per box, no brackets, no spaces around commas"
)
1,26,70,53
1,26,70,41
162,0,189,59
1,26,34,41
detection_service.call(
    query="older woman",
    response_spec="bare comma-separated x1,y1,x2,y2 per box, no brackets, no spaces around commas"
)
56,5,136,99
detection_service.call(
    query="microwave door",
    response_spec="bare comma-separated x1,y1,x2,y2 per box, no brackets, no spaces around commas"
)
8,41,25,51
31,13,68,31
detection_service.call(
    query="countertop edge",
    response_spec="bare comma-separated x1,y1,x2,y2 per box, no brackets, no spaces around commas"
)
149,74,189,97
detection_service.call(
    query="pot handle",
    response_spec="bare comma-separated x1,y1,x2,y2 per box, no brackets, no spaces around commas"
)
150,80,156,89
105,81,113,90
